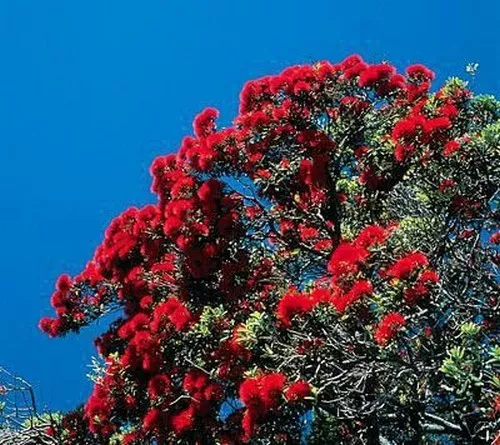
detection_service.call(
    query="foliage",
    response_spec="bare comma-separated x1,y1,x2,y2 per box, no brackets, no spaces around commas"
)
40,55,500,444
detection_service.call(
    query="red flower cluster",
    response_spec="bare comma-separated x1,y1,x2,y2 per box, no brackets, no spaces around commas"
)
443,140,461,157
40,203,168,338
276,217,332,253
327,243,369,279
331,280,374,313
392,113,453,163
85,382,114,435
328,225,389,281
160,175,242,278
182,370,223,417
406,64,435,82
275,226,390,327
402,269,439,305
374,312,407,346
213,333,252,379
389,79,462,164
285,380,313,403
141,369,222,438
276,291,314,327
358,63,405,95
39,274,74,336
151,297,192,332
272,226,385,320
83,359,135,436
147,374,171,399
117,298,192,374
355,224,390,249
386,252,429,281
239,373,310,440
239,373,286,439
385,252,438,305
193,107,219,138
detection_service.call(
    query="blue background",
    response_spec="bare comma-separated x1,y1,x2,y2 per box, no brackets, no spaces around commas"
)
0,0,498,413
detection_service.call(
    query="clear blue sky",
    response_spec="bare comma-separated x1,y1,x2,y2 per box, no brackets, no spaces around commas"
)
0,0,498,414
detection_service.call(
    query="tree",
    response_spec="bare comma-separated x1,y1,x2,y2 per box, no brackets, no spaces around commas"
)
40,55,500,444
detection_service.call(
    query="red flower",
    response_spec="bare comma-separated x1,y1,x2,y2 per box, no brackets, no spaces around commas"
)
169,306,192,331
85,384,113,434
328,243,369,279
239,371,287,432
118,313,149,340
147,374,171,398
355,225,388,249
276,292,313,327
347,279,373,300
242,409,258,440
354,145,369,159
239,378,263,411
394,143,415,163
403,269,438,305
183,369,209,393
406,64,435,81
298,224,319,242
163,216,184,237
343,60,368,80
424,117,452,135
374,312,406,346
386,252,429,280
50,291,68,308
171,175,197,199
314,239,333,252
359,166,384,190
358,64,395,88
439,103,458,119
38,317,63,337
56,274,72,292
39,317,54,335
392,115,425,141
197,179,223,202
260,373,286,409
340,54,365,70
246,205,261,220
439,178,456,192
310,288,332,305
171,405,196,436
418,269,439,285
404,283,430,305
293,81,311,95
140,295,154,310
332,280,373,313
193,107,219,138
285,380,312,403
443,140,460,157
152,298,192,332
122,432,142,445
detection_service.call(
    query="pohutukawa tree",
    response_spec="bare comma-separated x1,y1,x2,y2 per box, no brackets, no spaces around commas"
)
40,55,500,444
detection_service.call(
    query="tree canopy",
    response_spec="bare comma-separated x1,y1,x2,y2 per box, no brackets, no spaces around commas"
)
40,55,500,444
